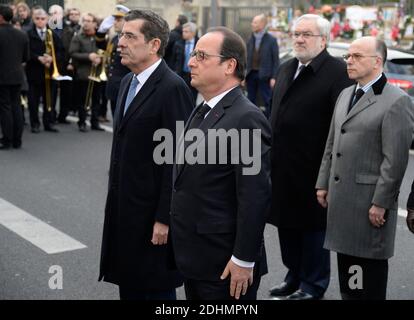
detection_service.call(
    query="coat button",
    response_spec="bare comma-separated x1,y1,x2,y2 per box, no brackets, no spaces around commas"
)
337,153,342,158
334,176,340,182
341,129,346,134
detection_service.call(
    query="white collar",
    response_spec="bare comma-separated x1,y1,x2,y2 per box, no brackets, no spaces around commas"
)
134,59,162,86
203,85,238,110
297,60,311,70
356,73,383,93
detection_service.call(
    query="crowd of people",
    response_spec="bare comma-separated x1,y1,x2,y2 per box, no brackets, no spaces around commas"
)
0,2,134,147
1,2,414,302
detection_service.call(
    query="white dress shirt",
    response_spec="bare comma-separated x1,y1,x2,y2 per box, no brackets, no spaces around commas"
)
132,58,163,96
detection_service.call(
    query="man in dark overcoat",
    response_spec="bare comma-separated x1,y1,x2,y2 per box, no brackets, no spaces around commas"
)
99,9,193,300
268,14,353,300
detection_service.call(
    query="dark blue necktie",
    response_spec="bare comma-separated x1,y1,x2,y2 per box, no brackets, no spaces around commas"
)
348,88,364,113
124,76,139,115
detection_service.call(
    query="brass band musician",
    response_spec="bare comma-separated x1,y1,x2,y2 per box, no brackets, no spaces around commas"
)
69,13,106,132
26,7,63,133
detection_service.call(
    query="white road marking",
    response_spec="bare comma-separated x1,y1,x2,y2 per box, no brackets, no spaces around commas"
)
410,150,414,156
66,115,113,133
0,197,87,254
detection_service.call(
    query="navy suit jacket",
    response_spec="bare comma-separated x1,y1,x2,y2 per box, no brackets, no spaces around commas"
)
246,32,279,80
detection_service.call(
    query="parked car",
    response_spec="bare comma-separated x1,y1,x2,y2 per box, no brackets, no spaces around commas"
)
279,42,414,102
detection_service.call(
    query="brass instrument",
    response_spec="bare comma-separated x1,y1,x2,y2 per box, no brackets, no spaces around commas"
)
44,29,61,112
84,41,113,111
85,49,106,111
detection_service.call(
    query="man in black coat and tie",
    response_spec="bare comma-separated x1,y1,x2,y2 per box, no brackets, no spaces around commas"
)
170,26,271,300
0,4,29,149
25,7,63,133
99,10,193,300
268,14,353,300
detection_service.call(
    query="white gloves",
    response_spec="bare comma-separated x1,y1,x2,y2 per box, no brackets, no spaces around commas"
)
98,15,115,33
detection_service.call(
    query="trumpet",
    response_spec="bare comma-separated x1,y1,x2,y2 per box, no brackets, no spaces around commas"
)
44,29,61,112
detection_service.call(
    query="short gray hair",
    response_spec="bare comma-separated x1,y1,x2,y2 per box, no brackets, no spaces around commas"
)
375,39,387,66
32,8,48,17
293,14,331,45
183,22,197,34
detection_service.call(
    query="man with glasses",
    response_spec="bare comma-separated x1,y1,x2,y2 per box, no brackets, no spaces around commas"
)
170,27,271,300
316,37,414,300
99,10,193,300
268,14,353,300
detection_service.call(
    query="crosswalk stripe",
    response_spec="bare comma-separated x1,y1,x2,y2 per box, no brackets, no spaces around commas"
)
0,197,87,254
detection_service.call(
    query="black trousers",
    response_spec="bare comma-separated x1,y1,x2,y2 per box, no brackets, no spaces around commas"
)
184,276,261,300
110,100,117,118
337,253,388,300
74,80,101,127
0,85,23,146
98,82,108,118
59,78,75,119
278,228,330,297
27,81,56,129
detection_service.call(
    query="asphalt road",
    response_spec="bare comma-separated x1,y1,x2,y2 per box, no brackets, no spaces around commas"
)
0,116,413,300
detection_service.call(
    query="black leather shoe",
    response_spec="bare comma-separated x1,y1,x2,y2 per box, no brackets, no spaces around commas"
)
79,124,88,132
269,282,299,297
286,290,321,300
91,125,105,131
44,126,59,133
31,127,40,133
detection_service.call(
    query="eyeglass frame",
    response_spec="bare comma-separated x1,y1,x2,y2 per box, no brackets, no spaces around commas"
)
190,49,230,62
290,31,324,39
342,53,380,61
119,32,139,41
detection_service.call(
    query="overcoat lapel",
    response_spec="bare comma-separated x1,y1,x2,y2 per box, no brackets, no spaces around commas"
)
118,61,166,132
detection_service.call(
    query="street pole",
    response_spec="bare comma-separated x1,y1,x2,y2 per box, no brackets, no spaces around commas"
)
210,0,218,27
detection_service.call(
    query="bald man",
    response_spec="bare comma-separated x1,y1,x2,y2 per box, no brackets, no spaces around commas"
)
316,37,414,300
246,14,279,118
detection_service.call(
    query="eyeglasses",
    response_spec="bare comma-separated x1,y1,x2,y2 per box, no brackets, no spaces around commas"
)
190,50,228,62
119,32,139,41
291,32,323,39
342,53,379,61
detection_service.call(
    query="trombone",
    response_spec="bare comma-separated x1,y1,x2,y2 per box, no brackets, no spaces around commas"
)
84,47,109,111
44,29,62,112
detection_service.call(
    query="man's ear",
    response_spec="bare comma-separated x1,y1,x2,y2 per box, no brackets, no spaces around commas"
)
150,38,161,55
225,58,237,76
